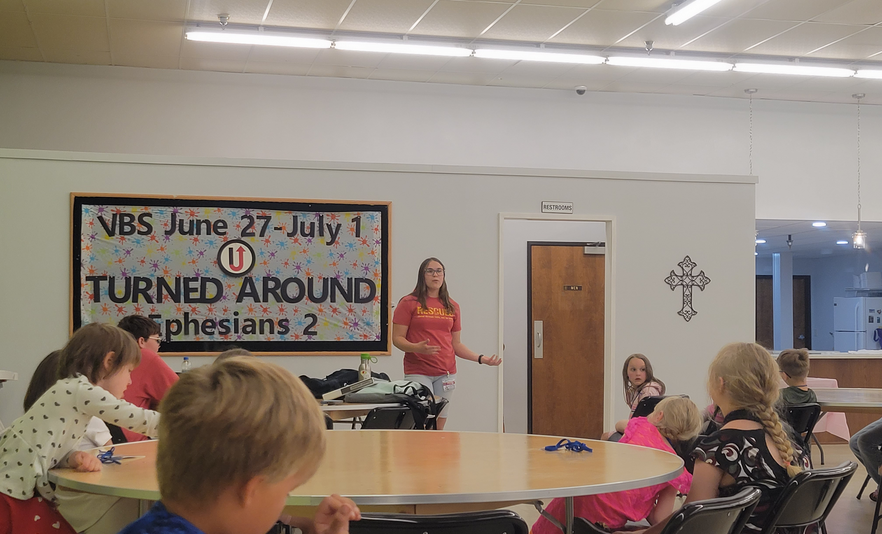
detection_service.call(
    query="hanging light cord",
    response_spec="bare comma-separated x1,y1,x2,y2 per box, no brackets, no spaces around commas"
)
857,95,862,231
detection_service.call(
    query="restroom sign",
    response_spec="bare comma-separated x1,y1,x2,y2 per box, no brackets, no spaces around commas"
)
541,201,574,214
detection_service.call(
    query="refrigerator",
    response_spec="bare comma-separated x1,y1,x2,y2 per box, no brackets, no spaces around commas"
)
833,297,882,351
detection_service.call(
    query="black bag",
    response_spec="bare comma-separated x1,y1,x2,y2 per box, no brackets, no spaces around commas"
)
345,380,438,430
299,369,390,398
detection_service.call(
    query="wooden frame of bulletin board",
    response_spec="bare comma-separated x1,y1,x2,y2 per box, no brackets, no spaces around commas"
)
71,194,391,355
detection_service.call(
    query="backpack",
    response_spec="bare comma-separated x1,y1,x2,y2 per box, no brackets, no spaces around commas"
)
345,380,438,430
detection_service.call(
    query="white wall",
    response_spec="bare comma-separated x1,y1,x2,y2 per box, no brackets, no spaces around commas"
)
0,154,755,431
502,219,607,433
0,60,880,223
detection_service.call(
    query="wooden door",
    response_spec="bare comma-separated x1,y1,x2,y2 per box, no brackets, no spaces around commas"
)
793,275,811,349
756,276,773,349
755,275,811,350
529,244,604,439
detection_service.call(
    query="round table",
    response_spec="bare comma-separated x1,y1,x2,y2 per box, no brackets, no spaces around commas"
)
50,431,684,533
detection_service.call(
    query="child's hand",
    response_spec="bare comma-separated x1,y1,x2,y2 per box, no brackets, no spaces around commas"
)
69,451,102,472
312,494,361,534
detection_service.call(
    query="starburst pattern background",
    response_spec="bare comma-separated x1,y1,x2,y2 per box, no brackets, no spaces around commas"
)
76,201,385,346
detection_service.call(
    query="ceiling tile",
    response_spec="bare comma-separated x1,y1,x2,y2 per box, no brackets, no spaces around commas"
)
42,48,111,64
113,52,180,69
0,46,43,60
804,26,882,60
367,67,436,82
600,80,671,93
675,69,762,87
814,0,882,25
0,11,37,48
306,63,374,78
746,22,864,57
187,0,270,25
743,0,853,22
687,0,771,19
0,0,25,12
782,75,867,92
548,8,658,47
586,0,665,11
338,0,435,34
542,77,608,90
31,14,108,51
679,18,797,54
611,64,696,84
23,0,104,16
110,19,182,57
264,0,352,28
496,58,577,76
487,72,552,87
181,38,252,60
610,13,730,51
179,56,247,72
481,4,586,42
244,60,312,75
107,0,188,22
524,0,607,8
410,0,512,39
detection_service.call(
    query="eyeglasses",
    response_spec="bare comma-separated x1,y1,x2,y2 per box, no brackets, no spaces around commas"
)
148,335,162,345
425,268,444,276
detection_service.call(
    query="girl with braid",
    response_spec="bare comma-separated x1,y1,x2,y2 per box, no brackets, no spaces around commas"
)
619,343,810,534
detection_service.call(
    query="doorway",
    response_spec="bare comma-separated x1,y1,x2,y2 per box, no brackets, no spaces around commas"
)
755,275,812,349
528,242,605,438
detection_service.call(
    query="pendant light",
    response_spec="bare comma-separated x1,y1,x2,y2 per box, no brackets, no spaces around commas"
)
853,93,867,249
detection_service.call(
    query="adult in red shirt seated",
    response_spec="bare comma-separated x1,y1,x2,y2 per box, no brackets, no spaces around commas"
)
117,315,179,441
392,257,500,430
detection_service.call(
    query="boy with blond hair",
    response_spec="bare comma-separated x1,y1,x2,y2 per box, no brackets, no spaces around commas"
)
777,348,817,405
118,357,360,534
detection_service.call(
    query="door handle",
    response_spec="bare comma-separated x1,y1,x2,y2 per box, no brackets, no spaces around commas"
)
534,320,543,359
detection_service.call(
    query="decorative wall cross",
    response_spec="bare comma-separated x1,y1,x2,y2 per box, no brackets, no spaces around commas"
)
664,256,711,322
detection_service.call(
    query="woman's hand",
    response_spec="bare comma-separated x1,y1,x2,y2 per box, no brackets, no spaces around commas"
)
414,340,440,355
69,451,102,472
482,354,502,366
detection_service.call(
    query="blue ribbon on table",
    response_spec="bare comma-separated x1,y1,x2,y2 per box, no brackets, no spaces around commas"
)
544,438,592,452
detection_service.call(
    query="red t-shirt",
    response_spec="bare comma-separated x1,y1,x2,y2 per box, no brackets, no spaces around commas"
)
121,348,178,442
393,295,461,376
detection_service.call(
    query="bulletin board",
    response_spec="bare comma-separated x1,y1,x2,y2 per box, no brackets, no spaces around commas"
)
71,194,390,355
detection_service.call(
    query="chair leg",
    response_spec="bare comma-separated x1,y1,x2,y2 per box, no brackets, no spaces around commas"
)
811,434,825,465
873,482,882,534
859,474,872,500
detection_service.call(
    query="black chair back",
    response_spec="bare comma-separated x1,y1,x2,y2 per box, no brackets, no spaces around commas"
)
631,395,666,418
758,461,858,534
784,402,821,450
350,510,528,534
574,487,761,534
361,407,416,430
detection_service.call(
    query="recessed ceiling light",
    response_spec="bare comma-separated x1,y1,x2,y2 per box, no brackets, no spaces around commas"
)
812,221,827,227
755,239,766,244
837,240,849,245
754,252,758,256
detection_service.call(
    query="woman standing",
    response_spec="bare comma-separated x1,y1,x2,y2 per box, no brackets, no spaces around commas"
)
392,257,500,430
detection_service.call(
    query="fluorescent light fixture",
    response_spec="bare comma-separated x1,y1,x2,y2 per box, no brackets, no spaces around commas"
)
837,240,849,245
856,70,882,79
607,56,732,71
185,29,331,49
665,0,725,26
812,221,827,227
474,49,604,64
755,239,766,244
734,63,855,78
335,41,471,57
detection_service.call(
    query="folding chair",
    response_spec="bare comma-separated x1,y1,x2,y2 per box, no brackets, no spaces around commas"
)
573,487,761,534
350,510,528,534
782,403,821,467
360,406,416,429
758,461,857,534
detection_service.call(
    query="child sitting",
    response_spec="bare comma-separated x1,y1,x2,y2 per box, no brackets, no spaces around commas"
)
533,397,701,534
626,343,809,534
118,356,361,534
0,323,160,534
602,353,666,440
776,348,817,405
